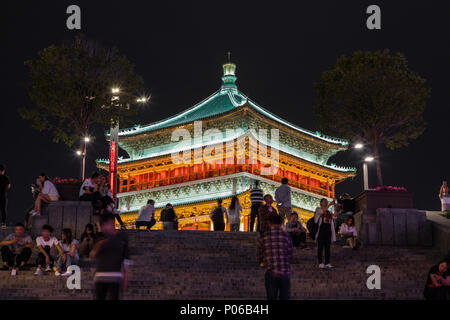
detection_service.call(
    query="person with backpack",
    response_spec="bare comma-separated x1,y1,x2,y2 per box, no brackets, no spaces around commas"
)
210,199,226,231
226,196,242,232
160,203,177,230
314,198,337,269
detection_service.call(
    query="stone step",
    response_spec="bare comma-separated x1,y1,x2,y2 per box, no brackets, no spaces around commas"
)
0,230,439,300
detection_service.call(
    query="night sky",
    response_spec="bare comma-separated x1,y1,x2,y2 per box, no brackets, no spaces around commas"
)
3,0,450,224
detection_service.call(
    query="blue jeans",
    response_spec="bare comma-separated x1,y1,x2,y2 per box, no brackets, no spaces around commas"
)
265,271,291,300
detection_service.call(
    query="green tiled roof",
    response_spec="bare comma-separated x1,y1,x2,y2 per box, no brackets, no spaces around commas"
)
117,62,348,147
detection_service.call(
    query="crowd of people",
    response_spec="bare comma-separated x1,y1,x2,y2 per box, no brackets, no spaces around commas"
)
1,163,449,300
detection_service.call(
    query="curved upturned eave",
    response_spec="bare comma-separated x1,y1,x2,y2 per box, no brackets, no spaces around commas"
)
115,87,349,147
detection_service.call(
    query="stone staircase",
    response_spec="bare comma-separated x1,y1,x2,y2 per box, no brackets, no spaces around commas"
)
0,230,440,300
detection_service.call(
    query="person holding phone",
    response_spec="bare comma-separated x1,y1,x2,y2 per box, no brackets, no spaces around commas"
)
314,198,337,269
424,260,450,300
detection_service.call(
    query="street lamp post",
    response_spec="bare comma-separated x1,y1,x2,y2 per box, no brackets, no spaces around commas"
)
77,137,90,181
109,88,121,203
363,156,374,190
108,89,149,204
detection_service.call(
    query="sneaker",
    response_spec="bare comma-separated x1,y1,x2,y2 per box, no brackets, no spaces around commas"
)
325,264,333,269
55,270,61,276
1,223,6,229
44,265,52,272
11,268,17,276
319,263,325,269
120,226,127,231
34,269,42,276
62,271,72,277
29,210,39,217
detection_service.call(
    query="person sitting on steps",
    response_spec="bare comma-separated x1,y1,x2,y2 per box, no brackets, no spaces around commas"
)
135,199,156,231
285,212,308,249
0,223,33,275
29,173,60,216
79,224,96,258
160,203,177,230
34,224,65,276
339,216,358,250
55,228,79,277
424,259,450,300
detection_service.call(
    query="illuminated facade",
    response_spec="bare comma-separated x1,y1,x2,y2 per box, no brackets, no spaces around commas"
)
97,61,355,230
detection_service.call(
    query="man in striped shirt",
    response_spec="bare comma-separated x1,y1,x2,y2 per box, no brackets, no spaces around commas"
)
257,214,293,300
249,180,264,232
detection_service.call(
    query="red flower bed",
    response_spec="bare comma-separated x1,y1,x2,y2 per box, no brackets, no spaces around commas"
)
53,177,81,184
368,186,408,192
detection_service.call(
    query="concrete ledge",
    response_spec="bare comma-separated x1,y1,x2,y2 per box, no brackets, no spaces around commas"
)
30,201,94,239
426,211,450,256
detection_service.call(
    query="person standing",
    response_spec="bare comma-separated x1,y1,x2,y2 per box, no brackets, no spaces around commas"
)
210,199,227,231
160,203,177,230
258,195,278,235
257,214,293,300
249,181,264,232
315,198,337,269
275,178,292,222
226,196,242,232
439,181,450,212
91,214,131,300
0,164,11,229
29,174,60,216
0,223,33,274
135,199,156,231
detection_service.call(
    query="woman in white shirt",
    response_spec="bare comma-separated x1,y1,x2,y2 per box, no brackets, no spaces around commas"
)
226,196,242,232
30,173,60,216
339,216,358,249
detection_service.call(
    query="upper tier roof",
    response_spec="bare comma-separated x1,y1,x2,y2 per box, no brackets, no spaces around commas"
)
117,62,349,147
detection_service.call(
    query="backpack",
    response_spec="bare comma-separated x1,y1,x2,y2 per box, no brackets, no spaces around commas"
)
211,207,224,223
306,217,318,240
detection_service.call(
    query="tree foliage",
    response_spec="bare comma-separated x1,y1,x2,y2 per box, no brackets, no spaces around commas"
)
21,34,143,147
314,50,430,186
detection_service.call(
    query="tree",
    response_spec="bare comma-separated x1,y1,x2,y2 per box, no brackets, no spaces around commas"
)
314,50,430,186
21,34,143,147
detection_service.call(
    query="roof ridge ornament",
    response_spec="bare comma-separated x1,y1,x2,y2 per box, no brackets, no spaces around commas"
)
222,52,237,89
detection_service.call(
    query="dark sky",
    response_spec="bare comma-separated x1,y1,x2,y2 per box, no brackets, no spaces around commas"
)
3,0,450,223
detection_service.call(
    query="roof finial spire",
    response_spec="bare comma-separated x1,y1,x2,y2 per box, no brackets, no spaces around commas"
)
221,53,237,89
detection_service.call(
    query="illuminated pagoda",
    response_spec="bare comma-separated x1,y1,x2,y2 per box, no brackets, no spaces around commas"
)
97,60,355,230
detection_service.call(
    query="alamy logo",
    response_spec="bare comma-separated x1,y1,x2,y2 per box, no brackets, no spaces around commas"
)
366,265,381,290
366,5,381,30
66,5,81,30
66,265,81,290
